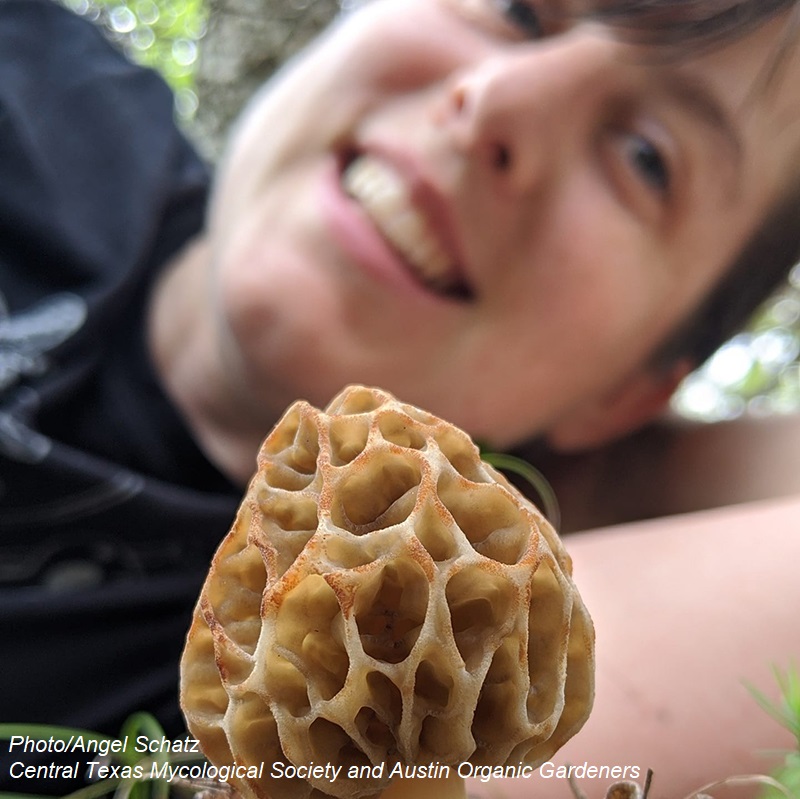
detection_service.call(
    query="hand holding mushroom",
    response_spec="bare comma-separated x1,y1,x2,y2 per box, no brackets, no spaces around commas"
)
180,386,595,799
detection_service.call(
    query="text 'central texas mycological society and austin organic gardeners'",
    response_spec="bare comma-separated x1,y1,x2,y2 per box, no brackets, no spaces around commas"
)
6,734,641,787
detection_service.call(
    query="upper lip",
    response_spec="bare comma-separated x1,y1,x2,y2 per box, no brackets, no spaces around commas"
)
341,142,476,300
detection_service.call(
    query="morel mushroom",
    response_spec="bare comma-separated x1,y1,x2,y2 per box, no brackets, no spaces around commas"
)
180,385,595,799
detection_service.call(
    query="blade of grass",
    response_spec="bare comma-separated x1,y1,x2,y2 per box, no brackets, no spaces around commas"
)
118,714,169,799
0,794,60,799
746,663,800,747
60,778,123,799
682,774,794,798
480,451,561,530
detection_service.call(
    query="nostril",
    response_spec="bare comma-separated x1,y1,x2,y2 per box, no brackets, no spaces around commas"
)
491,143,512,171
452,85,467,114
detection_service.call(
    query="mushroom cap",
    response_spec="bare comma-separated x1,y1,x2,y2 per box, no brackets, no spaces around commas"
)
180,386,595,799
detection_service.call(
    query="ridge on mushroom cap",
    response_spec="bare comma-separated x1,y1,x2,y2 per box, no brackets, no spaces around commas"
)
180,385,595,799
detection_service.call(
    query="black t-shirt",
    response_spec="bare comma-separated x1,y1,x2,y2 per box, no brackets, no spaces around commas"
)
0,0,240,754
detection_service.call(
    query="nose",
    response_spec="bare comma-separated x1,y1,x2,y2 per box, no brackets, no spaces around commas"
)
442,34,614,195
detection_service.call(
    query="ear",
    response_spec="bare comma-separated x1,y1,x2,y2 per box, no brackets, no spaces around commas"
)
544,360,693,452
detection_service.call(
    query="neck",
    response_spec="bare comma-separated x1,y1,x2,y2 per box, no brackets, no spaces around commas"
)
146,237,278,486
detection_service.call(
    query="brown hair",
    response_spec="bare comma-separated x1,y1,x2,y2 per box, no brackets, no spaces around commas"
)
587,0,798,49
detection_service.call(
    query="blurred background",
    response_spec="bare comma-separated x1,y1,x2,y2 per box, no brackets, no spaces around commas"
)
59,0,800,427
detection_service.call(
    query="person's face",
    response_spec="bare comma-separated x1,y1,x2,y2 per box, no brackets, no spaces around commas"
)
207,0,800,449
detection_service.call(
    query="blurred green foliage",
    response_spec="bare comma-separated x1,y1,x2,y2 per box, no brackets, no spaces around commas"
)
59,0,207,120
751,663,800,799
672,267,800,422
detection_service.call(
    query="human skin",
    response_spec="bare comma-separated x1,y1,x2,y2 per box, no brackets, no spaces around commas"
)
465,492,800,799
149,0,800,484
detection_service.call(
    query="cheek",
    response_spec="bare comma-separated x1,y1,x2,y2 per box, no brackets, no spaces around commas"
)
212,241,285,386
212,211,324,379
460,265,668,436
534,205,674,356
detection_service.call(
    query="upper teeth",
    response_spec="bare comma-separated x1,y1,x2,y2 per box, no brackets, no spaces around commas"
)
342,155,456,291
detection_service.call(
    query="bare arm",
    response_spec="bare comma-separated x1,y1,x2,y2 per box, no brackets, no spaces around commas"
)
467,494,800,799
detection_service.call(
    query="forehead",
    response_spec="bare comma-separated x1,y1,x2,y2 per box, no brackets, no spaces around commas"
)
682,13,800,174
600,8,800,194
574,2,792,87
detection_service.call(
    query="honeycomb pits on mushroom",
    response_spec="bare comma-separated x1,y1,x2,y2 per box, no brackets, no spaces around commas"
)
180,385,595,799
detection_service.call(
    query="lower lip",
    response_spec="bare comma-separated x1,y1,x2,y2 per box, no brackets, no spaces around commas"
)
318,160,440,302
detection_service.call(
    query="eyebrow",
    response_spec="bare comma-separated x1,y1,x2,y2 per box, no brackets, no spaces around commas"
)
652,69,744,193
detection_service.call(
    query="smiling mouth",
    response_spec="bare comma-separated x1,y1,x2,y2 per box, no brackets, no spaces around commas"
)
341,154,473,301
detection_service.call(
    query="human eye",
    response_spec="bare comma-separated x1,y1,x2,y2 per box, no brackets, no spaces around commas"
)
600,121,678,224
622,133,670,193
491,0,543,38
447,0,552,40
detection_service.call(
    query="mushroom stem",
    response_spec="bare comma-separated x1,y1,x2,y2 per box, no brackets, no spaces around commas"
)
379,773,466,799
